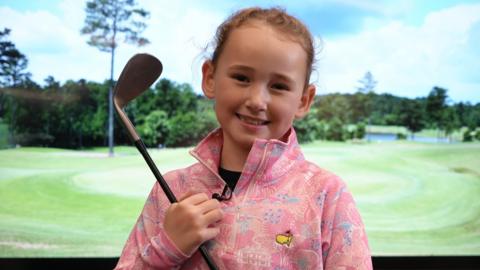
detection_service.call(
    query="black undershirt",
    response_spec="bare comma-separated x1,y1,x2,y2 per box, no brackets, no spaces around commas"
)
218,167,241,191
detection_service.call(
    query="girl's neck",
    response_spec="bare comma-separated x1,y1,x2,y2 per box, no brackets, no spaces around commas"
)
219,129,292,172
220,139,250,172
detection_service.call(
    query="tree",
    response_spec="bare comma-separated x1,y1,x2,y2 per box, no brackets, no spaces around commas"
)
400,98,425,139
442,106,460,142
356,71,377,93
138,110,168,146
316,94,351,123
132,78,199,129
81,0,150,156
294,108,326,143
354,71,377,128
425,86,448,129
3,81,43,146
0,28,31,121
153,79,197,118
325,117,347,141
369,93,402,125
455,102,480,130
166,111,217,147
354,122,366,139
0,28,31,88
351,92,374,123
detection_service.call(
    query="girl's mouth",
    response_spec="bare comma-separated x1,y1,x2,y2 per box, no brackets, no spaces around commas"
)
236,113,269,126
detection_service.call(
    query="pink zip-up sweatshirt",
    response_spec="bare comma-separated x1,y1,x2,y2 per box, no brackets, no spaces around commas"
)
115,128,372,269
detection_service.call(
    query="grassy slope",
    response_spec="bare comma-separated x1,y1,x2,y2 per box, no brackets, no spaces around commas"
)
0,147,195,257
303,141,480,255
0,142,479,256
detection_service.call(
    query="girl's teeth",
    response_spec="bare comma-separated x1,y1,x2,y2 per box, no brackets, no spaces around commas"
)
239,115,265,125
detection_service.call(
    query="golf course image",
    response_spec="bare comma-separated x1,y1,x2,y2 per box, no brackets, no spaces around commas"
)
1,141,479,257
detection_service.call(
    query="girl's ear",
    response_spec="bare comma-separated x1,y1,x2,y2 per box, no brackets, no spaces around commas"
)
201,60,215,99
295,84,316,119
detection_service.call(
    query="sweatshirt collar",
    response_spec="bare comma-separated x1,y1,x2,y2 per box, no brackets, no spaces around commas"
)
189,127,304,191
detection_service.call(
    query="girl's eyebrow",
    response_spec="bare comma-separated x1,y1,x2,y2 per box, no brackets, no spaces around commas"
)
272,73,295,84
228,64,295,83
228,64,254,72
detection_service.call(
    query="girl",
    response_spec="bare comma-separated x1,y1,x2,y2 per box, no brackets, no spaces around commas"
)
116,7,372,270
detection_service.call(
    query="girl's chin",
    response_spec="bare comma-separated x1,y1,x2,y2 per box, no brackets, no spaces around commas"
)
236,133,274,147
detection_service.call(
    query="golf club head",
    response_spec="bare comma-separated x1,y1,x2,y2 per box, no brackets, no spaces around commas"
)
114,53,163,141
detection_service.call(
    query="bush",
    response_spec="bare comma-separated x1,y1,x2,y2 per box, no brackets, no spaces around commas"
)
15,133,54,146
326,118,347,141
475,129,480,141
354,122,366,139
396,133,407,140
294,109,325,143
137,110,168,146
165,110,218,147
463,129,473,142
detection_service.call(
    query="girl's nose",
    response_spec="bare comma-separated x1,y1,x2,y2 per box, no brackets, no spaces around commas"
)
245,84,269,111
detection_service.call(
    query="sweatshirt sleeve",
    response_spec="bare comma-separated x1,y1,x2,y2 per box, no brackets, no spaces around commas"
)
321,178,373,270
115,174,190,270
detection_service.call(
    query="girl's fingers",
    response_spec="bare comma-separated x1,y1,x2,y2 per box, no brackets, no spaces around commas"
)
181,192,210,205
176,192,224,227
203,208,224,225
178,189,197,201
198,198,221,214
201,226,220,242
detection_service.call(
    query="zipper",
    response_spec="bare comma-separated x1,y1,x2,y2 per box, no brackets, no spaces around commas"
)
190,143,271,257
189,150,226,189
240,142,270,204
229,142,270,257
189,149,238,252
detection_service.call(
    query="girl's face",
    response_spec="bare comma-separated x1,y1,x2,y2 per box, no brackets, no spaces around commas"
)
202,23,315,152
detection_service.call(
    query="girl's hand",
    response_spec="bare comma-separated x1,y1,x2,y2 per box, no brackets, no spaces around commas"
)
163,190,224,256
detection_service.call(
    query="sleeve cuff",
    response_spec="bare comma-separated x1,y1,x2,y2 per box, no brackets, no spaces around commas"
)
150,229,191,265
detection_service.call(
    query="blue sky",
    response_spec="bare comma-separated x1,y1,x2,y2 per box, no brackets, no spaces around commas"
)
1,0,479,103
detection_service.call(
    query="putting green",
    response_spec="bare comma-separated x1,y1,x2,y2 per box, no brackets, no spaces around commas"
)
0,142,479,257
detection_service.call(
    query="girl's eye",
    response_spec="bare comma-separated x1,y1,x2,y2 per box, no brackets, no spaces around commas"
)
271,83,289,91
232,74,250,83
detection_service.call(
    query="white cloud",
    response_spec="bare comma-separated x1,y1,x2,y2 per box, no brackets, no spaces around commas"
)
0,4,108,83
137,0,223,90
317,3,480,102
1,1,479,102
0,0,223,87
1,7,69,53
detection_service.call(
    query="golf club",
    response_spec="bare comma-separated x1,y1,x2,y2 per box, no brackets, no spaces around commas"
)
113,53,218,270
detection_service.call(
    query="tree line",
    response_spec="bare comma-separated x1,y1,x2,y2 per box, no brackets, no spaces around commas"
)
1,27,479,149
1,75,479,149
1,76,219,148
297,88,480,143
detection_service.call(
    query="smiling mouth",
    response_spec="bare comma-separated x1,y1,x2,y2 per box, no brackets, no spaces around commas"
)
236,113,270,126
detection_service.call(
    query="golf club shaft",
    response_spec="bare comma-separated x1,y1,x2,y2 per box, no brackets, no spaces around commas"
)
133,139,219,270
134,139,177,202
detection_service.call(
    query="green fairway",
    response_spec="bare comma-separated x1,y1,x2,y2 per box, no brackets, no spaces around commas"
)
1,142,479,257
302,141,480,255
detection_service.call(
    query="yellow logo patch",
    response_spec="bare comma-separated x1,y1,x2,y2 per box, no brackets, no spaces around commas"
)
275,231,293,247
